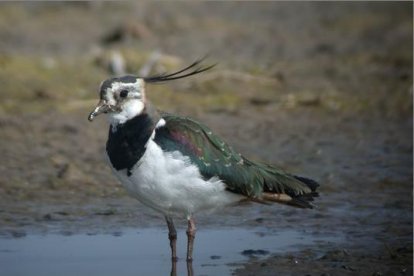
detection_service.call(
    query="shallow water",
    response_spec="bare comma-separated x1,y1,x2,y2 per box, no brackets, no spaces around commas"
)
0,227,342,276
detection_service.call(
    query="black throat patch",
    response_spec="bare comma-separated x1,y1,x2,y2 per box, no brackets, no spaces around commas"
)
106,113,155,176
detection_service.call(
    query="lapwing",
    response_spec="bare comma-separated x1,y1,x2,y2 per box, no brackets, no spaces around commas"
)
88,59,319,262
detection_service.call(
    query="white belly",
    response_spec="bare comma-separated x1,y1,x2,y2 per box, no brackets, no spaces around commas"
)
109,140,243,218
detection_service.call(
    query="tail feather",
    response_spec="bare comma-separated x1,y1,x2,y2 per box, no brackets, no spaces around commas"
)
293,175,320,192
262,192,317,209
262,175,320,209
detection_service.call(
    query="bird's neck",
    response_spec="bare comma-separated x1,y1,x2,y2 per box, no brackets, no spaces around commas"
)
106,103,160,174
108,101,159,129
107,99,145,127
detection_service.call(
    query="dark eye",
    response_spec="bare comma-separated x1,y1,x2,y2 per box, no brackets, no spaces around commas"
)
119,90,129,98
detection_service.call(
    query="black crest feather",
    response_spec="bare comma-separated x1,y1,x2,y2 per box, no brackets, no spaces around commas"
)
144,57,216,83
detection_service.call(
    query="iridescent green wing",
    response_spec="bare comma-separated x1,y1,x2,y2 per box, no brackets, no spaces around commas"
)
154,114,316,199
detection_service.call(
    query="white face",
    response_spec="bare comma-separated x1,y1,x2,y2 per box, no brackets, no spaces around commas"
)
89,77,146,125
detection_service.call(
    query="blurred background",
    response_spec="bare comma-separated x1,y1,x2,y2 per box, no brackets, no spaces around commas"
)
0,2,412,275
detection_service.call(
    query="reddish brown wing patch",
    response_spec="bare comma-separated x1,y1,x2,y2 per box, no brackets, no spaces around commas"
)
170,130,203,157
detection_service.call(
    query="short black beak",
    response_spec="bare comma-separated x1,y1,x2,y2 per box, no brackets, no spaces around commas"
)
88,100,111,121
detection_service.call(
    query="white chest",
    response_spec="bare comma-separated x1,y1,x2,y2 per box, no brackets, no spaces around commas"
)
108,140,243,218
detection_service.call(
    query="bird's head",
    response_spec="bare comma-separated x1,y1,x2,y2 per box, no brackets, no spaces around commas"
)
88,76,146,125
88,58,215,125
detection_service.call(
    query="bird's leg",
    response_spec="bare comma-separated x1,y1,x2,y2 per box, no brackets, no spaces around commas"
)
170,261,177,276
165,216,178,261
187,259,194,276
186,217,196,262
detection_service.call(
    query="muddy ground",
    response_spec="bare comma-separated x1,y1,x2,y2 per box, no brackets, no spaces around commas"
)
0,2,412,276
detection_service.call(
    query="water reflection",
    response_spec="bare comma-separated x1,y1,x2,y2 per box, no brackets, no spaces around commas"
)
170,260,194,276
0,228,342,276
